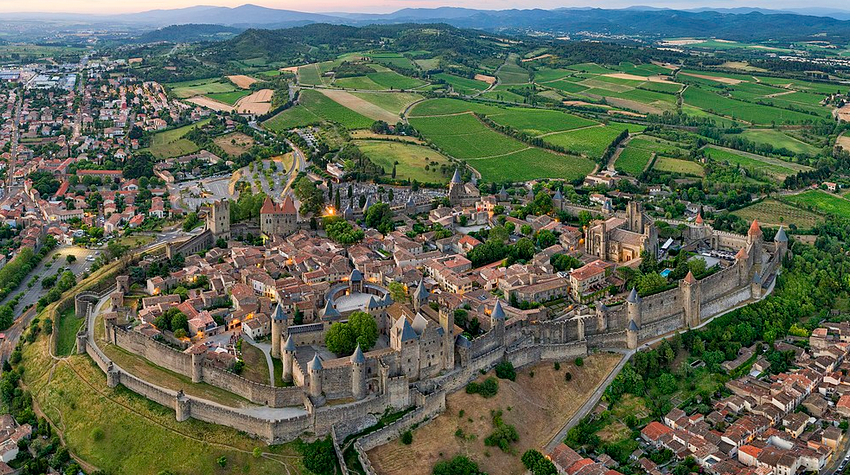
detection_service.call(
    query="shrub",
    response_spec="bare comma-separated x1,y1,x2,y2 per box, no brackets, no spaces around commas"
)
302,436,337,474
495,361,516,381
565,372,573,381
554,362,561,371
466,377,499,398
216,456,227,468
90,427,104,441
575,357,584,367
432,455,483,475
401,430,413,445
484,410,519,453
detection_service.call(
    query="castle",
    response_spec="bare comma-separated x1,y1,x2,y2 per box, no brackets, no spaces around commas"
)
584,201,659,262
79,196,788,448
260,195,298,238
447,169,480,207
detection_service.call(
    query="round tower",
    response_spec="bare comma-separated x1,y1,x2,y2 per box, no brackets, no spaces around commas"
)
270,302,288,359
308,354,323,399
76,331,87,355
282,335,296,383
175,390,191,422
351,344,367,400
626,287,641,327
190,346,205,383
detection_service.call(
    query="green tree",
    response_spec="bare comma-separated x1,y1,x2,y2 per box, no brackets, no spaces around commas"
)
388,281,408,303
432,456,484,475
325,311,377,355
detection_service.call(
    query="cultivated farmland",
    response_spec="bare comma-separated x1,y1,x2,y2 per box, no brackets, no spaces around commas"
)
733,199,823,229
785,190,850,218
355,140,454,184
264,89,374,131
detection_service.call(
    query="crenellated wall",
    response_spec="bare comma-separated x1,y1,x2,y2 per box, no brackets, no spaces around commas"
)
109,324,304,407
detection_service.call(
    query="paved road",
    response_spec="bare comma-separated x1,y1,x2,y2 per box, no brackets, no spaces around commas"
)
0,245,96,315
544,272,779,453
85,294,306,418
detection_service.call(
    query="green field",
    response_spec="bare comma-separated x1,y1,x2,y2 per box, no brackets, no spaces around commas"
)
735,129,821,156
615,138,657,176
56,308,85,356
205,90,251,106
144,119,210,159
409,98,597,136
350,92,423,116
733,199,823,229
264,89,373,131
433,73,490,95
652,156,705,176
785,190,850,218
355,140,453,183
703,146,804,181
335,66,427,91
542,123,639,159
167,78,237,99
683,87,824,125
22,332,307,475
368,52,416,69
497,56,530,85
409,110,593,181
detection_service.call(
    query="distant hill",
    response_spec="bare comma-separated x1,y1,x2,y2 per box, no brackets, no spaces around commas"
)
5,5,850,43
135,24,243,43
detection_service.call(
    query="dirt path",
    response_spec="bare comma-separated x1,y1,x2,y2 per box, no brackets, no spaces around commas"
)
606,135,634,172
536,123,603,138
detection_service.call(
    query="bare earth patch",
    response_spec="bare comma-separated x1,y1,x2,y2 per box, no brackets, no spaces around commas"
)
280,66,300,73
368,352,622,475
227,75,258,89
680,72,743,85
318,89,399,123
213,132,256,156
837,104,850,123
474,74,497,85
521,54,554,62
603,73,677,83
837,132,850,151
234,89,274,114
185,95,235,112
563,100,610,108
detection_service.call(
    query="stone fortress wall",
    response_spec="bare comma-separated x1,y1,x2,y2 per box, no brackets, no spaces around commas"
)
76,214,786,448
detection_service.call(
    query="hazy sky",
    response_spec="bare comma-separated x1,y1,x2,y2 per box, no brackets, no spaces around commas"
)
1,0,849,14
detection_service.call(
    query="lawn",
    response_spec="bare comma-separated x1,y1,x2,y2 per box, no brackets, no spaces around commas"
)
240,340,271,385
368,353,622,475
355,140,454,184
144,118,210,159
733,199,823,229
205,90,251,106
652,156,705,176
55,307,85,356
736,129,821,156
263,89,374,131
22,330,306,475
167,78,237,99
703,146,804,181
784,190,850,218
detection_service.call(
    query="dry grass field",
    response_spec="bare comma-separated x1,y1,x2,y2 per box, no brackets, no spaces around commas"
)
318,89,399,123
227,74,258,89
235,88,273,114
213,132,256,156
368,352,622,475
474,74,497,84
